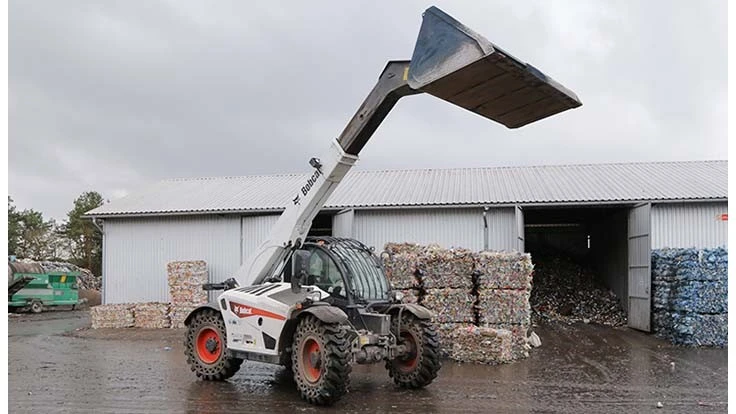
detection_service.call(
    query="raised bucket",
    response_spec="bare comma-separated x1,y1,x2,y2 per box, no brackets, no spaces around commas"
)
408,6,582,128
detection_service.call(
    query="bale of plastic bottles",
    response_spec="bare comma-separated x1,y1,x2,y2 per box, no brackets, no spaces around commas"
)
653,312,727,347
167,260,208,307
651,248,728,346
475,251,533,290
445,325,513,364
416,246,475,289
91,303,135,328
422,288,475,323
134,302,171,329
383,243,535,363
477,290,531,325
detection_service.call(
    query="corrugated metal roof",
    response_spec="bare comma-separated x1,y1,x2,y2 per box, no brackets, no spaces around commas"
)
86,160,727,218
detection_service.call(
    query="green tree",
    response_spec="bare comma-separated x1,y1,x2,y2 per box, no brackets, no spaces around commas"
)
15,209,53,260
65,191,104,275
8,197,21,255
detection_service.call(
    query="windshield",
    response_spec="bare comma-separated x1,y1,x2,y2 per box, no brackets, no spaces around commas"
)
330,245,388,301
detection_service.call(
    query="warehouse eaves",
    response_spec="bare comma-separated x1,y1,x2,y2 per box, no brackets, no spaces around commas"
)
85,160,727,218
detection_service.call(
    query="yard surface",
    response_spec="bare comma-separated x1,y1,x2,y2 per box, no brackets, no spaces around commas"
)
8,310,727,413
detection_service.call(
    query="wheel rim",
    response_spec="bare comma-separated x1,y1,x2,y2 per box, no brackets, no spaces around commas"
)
31,302,41,313
398,331,419,373
196,327,222,364
301,337,322,383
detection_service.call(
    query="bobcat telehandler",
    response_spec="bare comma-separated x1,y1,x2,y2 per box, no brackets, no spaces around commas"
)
184,6,581,405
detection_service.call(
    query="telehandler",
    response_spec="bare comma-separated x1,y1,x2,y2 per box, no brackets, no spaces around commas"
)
184,6,581,405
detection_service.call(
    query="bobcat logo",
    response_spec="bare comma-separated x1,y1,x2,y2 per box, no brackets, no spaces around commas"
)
231,303,253,317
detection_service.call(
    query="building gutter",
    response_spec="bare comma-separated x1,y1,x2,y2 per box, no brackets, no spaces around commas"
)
82,197,728,219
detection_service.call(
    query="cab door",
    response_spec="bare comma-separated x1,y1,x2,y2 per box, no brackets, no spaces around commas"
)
303,246,350,306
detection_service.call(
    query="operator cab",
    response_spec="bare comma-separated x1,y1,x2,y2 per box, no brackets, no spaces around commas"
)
283,237,390,306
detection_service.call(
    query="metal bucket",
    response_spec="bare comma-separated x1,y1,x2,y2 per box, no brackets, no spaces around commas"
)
408,6,582,128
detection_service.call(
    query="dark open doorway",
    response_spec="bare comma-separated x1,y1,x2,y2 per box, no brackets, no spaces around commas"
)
523,206,629,326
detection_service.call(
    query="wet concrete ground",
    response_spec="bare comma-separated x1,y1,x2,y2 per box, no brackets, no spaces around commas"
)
9,311,727,413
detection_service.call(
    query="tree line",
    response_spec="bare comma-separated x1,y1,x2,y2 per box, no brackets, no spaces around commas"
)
8,191,104,276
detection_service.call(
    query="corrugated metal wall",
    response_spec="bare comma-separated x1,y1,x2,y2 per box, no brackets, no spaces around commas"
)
651,202,728,249
241,215,280,266
103,216,241,304
486,207,517,251
332,210,354,238
352,208,485,251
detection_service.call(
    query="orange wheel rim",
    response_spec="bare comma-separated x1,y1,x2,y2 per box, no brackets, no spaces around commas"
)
398,332,418,372
301,338,322,383
196,327,222,364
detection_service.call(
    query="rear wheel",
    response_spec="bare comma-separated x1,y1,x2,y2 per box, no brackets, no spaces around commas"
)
386,313,441,389
29,300,43,314
292,315,351,405
185,309,243,381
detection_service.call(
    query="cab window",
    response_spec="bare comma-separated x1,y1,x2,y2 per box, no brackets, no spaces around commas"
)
306,248,345,297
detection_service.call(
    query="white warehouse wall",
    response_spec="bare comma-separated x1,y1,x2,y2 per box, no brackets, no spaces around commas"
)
485,207,518,251
102,216,241,304
651,202,728,249
352,208,486,252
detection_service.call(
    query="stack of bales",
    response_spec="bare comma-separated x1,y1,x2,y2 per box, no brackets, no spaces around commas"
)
382,243,534,364
382,243,422,303
90,303,135,328
167,260,209,329
652,248,728,347
134,302,171,329
419,246,476,324
475,251,534,359
90,260,209,329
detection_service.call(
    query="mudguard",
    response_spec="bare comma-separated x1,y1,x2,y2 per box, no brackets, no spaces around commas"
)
277,303,350,357
383,303,434,320
291,303,349,324
183,302,220,326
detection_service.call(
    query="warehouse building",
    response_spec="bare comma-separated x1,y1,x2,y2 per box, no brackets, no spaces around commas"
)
86,160,727,332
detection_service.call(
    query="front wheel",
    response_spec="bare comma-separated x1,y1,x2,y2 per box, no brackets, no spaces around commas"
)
386,313,441,389
184,309,243,381
292,315,351,405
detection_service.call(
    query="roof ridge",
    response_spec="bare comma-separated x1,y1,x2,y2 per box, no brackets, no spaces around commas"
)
161,160,728,182
348,159,727,175
162,172,307,182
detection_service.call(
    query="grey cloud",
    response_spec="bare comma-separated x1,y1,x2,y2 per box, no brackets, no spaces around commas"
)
9,1,726,220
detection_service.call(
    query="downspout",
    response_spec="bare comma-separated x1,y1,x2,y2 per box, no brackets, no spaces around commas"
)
92,217,104,234
482,207,489,251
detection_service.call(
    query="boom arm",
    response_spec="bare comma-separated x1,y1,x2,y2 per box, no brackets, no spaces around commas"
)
236,6,582,286
239,62,416,285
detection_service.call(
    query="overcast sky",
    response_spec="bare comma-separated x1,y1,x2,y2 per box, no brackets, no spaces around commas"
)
9,1,727,221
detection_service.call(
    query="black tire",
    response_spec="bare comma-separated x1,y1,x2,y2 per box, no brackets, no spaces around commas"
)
29,300,43,314
386,313,441,389
280,350,293,372
184,309,243,381
292,315,351,405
